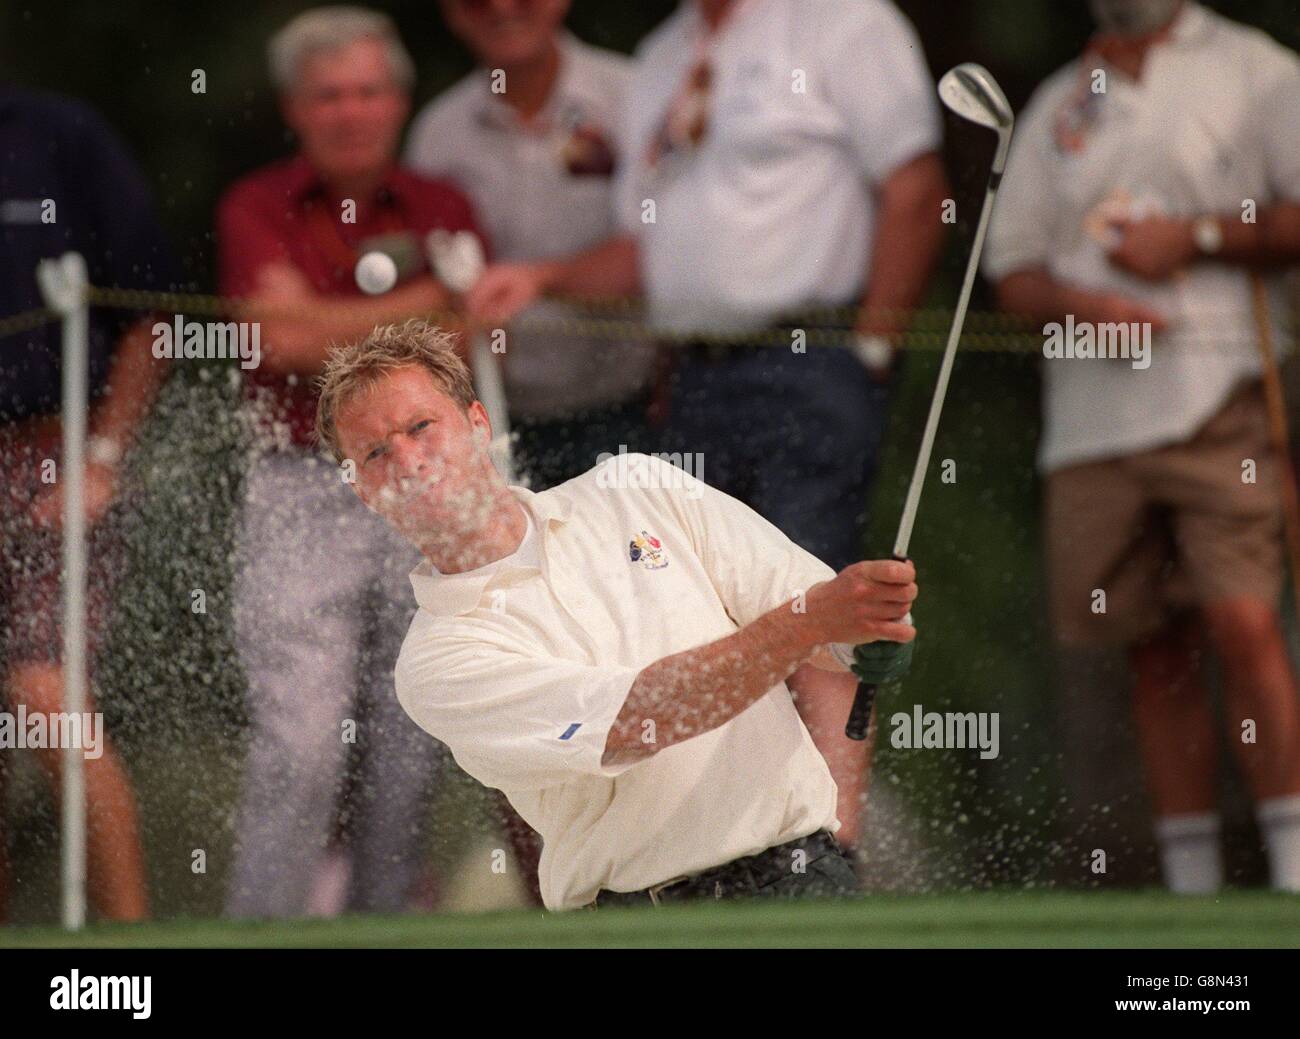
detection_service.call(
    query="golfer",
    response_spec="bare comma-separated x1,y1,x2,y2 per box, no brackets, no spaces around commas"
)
315,320,917,910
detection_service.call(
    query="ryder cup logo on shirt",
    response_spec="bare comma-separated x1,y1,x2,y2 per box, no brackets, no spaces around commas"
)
629,531,668,570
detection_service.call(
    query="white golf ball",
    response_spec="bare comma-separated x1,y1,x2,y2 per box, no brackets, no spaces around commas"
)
355,250,398,295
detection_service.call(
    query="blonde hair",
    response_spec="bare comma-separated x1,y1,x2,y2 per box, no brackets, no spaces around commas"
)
315,320,476,462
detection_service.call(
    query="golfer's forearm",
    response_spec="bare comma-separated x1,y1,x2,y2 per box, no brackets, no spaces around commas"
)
602,600,820,766
857,153,949,337
540,236,639,300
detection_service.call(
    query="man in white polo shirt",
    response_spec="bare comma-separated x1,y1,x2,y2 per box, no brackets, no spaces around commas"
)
314,320,918,910
984,0,1300,892
405,0,659,490
461,0,949,854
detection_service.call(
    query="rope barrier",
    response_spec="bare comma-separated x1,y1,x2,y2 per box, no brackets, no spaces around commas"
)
0,306,57,338
0,284,1288,355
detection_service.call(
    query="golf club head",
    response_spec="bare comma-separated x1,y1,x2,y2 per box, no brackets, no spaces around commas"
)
938,62,1014,175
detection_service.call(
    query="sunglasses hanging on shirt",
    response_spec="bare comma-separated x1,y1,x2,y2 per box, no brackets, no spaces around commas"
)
642,0,754,175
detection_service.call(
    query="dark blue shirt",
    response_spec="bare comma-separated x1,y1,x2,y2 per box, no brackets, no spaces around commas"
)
0,85,181,422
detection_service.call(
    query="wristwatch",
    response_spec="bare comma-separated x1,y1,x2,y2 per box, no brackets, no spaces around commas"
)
1192,216,1223,256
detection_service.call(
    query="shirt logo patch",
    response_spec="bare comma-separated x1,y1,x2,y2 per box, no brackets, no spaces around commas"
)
559,723,582,741
628,530,669,570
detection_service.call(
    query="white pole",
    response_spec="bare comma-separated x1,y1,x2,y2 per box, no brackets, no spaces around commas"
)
37,252,90,931
472,332,515,485
425,230,514,484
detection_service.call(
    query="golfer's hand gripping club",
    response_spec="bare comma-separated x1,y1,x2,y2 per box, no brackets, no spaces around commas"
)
843,554,915,741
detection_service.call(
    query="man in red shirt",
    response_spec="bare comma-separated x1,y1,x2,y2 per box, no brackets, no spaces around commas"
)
216,7,484,918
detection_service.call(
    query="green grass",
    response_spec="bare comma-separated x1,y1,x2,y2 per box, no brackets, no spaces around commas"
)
4,892,1298,949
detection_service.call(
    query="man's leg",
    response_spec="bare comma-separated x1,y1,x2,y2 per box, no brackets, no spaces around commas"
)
1159,381,1300,888
0,477,148,922
226,453,368,919
1202,596,1300,889
1129,615,1223,892
1201,597,1300,798
5,663,149,920
746,348,889,851
348,523,442,914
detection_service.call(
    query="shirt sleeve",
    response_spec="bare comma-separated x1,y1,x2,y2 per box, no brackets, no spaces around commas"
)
1257,51,1300,204
214,183,294,299
820,1,942,183
396,625,643,792
982,85,1060,282
629,455,837,629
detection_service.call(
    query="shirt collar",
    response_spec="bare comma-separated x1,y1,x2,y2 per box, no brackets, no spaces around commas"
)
408,482,575,617
472,31,586,132
1168,1,1211,46
283,153,411,207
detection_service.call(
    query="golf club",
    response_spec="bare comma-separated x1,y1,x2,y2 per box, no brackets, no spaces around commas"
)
845,63,1014,740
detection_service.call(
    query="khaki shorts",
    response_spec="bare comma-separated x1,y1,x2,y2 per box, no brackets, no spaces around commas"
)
1045,380,1284,648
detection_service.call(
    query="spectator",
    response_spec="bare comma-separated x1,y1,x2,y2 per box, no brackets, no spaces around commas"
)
406,0,658,491
463,0,950,856
0,85,180,921
985,0,1300,891
216,6,484,918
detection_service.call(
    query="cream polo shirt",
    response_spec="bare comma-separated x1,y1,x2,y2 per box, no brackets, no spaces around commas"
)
405,33,657,419
983,2,1300,474
614,0,941,335
394,453,841,910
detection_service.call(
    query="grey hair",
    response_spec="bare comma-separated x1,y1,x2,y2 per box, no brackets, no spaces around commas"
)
268,6,416,94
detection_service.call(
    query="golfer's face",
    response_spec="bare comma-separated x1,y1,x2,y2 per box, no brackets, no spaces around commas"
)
338,366,493,538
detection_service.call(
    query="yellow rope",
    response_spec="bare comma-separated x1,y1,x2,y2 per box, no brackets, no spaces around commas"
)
0,307,57,337
0,284,1277,357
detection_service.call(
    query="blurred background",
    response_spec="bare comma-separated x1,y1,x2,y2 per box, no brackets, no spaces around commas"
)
1,0,1298,922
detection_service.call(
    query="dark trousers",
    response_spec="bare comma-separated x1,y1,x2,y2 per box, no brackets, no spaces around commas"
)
666,344,893,572
511,392,654,492
592,830,857,908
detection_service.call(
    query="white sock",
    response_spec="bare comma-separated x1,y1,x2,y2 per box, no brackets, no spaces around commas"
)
1256,793,1300,892
1153,812,1222,894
